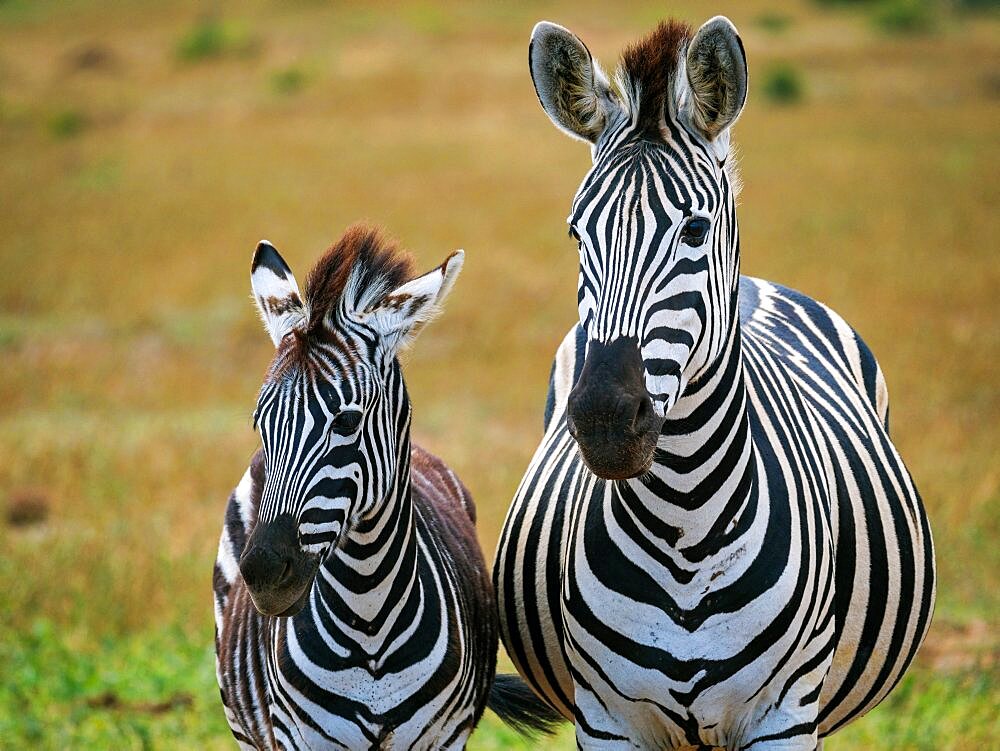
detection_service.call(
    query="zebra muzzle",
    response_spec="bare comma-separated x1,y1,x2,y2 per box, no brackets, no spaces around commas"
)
567,336,665,480
239,514,321,617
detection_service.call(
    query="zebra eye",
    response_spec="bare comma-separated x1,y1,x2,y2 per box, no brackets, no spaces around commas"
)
331,410,362,436
681,217,711,246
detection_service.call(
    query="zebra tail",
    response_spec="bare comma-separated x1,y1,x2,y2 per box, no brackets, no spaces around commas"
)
486,673,564,737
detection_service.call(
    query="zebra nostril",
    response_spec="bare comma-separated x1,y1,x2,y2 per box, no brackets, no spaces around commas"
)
631,396,654,434
567,415,579,439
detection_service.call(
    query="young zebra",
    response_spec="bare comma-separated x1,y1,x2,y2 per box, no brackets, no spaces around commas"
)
495,17,935,750
214,225,557,750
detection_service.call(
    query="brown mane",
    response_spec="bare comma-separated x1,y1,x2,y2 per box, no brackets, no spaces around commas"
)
303,223,414,336
619,20,692,137
265,224,414,378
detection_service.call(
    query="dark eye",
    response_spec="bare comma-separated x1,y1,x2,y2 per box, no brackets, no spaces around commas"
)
568,226,581,244
331,410,362,436
681,217,711,246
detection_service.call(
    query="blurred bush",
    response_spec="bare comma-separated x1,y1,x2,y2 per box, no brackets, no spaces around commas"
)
47,108,87,139
175,17,258,62
270,66,308,96
755,11,793,33
873,0,940,34
955,0,1000,9
761,63,805,104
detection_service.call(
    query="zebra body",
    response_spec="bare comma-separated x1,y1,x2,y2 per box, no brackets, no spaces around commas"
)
214,226,498,750
216,445,493,750
495,17,934,750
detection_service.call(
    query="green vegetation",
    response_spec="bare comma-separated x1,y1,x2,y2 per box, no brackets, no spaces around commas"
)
2,617,995,749
872,0,940,34
270,65,308,96
47,108,87,138
956,0,1000,10
755,11,793,33
175,17,258,62
0,620,578,749
761,63,805,104
1,1,996,748
832,665,1000,748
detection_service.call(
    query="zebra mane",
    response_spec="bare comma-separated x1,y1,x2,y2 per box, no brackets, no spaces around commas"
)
303,223,415,335
616,20,692,139
615,19,741,195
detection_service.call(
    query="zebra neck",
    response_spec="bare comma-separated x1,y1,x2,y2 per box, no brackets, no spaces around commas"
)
624,323,758,555
314,436,422,640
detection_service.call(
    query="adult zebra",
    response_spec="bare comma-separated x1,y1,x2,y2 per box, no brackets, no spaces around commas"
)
494,16,935,750
214,225,557,749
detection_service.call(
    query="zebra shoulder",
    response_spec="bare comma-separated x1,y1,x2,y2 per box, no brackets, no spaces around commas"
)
741,276,890,429
410,444,476,526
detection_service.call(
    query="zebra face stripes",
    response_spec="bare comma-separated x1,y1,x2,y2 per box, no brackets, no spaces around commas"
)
239,232,463,617
571,131,737,408
532,18,747,480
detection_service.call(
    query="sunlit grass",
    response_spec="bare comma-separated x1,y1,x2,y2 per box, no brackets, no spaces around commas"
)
0,0,996,748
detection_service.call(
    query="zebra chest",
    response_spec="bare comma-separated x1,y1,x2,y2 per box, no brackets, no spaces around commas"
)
559,460,837,745
265,564,475,750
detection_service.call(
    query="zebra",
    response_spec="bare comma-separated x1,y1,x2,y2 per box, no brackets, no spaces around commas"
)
494,16,935,750
214,224,558,749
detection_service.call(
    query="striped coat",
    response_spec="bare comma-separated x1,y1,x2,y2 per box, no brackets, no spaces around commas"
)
216,444,497,750
211,227,557,749
495,15,934,750
497,281,934,748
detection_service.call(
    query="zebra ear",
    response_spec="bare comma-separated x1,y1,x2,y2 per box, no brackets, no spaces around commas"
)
683,16,747,142
529,21,618,144
367,250,464,354
250,241,306,348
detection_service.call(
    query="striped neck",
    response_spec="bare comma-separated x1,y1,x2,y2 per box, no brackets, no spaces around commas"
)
311,423,423,643
622,303,758,557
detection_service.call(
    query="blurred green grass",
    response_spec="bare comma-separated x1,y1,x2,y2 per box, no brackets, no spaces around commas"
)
0,0,997,748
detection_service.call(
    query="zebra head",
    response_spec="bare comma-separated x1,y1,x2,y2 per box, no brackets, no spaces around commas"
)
530,17,748,480
238,225,463,617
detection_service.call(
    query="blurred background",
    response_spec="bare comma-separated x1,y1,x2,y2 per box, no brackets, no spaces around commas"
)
0,0,996,748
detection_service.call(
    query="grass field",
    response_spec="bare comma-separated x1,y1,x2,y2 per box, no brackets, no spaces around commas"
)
0,1,997,748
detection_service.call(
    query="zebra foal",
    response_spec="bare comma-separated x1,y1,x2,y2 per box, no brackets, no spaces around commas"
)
214,225,557,749
495,16,935,750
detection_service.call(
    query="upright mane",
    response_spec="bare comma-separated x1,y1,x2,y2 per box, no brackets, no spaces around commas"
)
617,20,692,137
303,223,414,335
